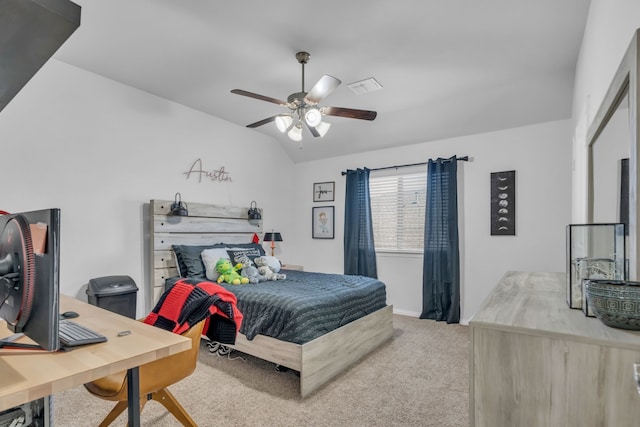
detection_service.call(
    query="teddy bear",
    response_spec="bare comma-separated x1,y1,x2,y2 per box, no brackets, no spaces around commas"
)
254,256,286,281
215,258,249,285
238,256,267,284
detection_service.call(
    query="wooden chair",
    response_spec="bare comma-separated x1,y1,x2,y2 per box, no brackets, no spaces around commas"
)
84,321,205,427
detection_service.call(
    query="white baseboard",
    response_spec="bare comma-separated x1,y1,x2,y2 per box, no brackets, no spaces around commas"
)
391,308,470,325
392,308,421,317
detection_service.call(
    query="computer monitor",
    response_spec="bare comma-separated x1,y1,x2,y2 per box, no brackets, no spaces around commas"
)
0,208,60,351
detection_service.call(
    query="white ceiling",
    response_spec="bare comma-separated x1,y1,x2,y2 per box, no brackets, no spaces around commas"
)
53,0,591,163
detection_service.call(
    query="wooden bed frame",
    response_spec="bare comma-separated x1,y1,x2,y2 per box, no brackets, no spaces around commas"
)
149,199,393,397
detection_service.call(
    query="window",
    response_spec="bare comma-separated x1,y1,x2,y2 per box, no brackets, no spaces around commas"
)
370,171,426,252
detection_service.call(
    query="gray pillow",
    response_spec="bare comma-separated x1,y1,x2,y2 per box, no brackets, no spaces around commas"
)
172,244,226,277
173,243,266,277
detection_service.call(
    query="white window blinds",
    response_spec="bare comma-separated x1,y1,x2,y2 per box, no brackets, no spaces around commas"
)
370,171,426,252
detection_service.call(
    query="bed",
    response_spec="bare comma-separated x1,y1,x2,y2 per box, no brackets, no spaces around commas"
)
149,199,393,397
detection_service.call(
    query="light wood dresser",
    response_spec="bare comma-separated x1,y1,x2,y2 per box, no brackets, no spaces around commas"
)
469,271,640,427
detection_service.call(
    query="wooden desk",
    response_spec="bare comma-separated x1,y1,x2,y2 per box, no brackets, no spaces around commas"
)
0,295,191,425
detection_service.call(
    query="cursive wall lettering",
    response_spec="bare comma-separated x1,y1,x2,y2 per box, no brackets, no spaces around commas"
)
183,158,233,183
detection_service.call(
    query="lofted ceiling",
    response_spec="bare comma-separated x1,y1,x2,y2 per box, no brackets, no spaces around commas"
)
52,0,591,163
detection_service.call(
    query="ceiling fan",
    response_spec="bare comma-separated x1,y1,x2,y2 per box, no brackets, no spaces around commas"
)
231,51,377,143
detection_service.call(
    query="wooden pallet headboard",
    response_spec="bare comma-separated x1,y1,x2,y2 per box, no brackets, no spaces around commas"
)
149,199,262,303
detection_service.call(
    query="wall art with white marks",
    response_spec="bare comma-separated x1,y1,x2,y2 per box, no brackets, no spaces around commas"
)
490,170,516,236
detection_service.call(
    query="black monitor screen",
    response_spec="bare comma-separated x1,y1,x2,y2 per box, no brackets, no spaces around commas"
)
0,208,60,351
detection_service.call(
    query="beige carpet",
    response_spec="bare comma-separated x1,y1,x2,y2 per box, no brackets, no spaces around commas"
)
54,314,469,426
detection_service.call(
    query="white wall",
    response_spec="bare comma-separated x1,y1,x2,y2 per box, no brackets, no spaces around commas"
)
0,56,575,323
0,59,295,316
288,120,572,322
572,1,640,222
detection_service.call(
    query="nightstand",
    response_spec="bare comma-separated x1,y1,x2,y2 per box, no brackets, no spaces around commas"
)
281,264,303,271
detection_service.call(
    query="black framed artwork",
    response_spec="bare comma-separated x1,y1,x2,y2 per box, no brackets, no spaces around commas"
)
313,182,335,202
490,170,516,236
312,206,334,239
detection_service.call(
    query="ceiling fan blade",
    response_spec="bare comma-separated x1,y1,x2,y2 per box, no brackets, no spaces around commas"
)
231,89,288,106
246,116,278,128
322,106,377,121
304,75,341,104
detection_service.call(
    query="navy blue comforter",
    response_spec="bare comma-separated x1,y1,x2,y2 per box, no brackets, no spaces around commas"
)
215,269,387,344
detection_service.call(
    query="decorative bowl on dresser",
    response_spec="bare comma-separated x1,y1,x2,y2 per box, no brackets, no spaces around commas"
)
584,279,640,330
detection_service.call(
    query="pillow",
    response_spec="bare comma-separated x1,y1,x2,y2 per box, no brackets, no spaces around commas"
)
172,244,227,278
201,248,232,281
173,243,265,278
227,247,262,266
226,243,266,256
259,256,282,273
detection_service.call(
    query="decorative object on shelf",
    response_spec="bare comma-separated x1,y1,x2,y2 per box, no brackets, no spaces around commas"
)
312,206,334,239
490,170,516,235
169,193,188,216
263,231,283,256
566,223,625,312
581,280,597,317
313,181,335,202
584,279,640,330
579,259,620,317
247,201,261,226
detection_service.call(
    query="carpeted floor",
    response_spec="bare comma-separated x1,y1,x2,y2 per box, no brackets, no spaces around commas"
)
54,314,469,426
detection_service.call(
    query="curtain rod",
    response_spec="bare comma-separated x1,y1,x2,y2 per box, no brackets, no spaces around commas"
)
340,156,469,175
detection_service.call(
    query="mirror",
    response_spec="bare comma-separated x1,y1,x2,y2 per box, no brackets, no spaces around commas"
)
591,92,629,224
587,29,640,279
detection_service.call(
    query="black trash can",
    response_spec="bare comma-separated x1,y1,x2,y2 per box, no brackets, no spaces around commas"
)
86,275,138,319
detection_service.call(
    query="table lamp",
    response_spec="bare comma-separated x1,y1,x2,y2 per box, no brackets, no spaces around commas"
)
263,231,283,256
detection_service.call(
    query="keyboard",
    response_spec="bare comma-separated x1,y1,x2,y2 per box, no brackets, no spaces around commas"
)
59,319,107,347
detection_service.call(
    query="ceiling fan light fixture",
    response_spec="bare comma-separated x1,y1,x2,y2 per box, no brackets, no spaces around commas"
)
315,121,331,137
231,51,377,147
275,114,293,133
288,124,303,142
304,108,322,127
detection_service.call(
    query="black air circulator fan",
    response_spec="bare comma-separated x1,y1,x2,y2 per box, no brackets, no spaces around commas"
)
0,214,36,333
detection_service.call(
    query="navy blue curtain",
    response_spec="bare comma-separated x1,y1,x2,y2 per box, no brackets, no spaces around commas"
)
420,156,460,323
344,168,377,278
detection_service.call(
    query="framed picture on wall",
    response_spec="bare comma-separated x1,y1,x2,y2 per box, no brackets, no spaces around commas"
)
313,182,335,202
490,170,516,236
312,206,334,239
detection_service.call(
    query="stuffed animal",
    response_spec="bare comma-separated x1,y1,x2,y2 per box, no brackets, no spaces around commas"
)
254,256,286,281
239,257,267,284
215,258,249,285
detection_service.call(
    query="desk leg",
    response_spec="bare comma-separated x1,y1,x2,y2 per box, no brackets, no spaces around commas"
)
126,367,140,427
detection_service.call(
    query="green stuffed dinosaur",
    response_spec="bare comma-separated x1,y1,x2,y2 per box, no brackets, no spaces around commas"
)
215,258,249,285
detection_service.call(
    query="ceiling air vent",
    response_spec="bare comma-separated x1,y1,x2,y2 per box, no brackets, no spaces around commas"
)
347,77,383,95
